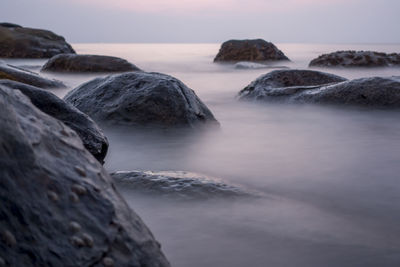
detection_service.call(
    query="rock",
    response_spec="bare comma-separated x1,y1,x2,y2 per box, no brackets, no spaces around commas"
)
234,61,289,70
0,23,75,58
41,54,141,73
0,61,65,88
0,86,170,266
214,39,289,63
64,72,219,127
309,50,400,67
238,69,347,101
293,76,400,107
111,170,259,200
0,80,108,163
0,22,22,28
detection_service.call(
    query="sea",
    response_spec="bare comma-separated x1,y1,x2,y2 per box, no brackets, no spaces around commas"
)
5,43,400,267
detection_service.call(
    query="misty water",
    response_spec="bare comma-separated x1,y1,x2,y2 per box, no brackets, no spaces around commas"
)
7,43,400,266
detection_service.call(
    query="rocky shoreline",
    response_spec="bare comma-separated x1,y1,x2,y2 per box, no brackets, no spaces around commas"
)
1,23,400,266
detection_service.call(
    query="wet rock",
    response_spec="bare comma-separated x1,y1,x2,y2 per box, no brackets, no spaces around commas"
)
0,23,75,58
64,72,219,127
0,22,22,28
239,69,347,101
309,51,400,68
0,86,170,266
0,80,108,163
293,76,400,107
102,257,115,266
234,61,289,70
239,70,400,108
0,61,65,88
111,170,259,200
41,54,141,73
214,39,289,63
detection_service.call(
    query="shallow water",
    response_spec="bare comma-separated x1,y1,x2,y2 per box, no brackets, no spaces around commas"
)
5,43,400,266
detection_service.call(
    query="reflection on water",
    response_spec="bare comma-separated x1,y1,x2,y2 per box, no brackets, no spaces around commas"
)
3,43,400,266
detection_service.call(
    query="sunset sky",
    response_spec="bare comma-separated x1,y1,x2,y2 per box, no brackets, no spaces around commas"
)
2,0,399,43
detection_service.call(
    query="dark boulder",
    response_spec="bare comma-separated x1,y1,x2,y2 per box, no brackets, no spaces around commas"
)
0,85,170,267
64,72,219,127
239,69,347,101
0,22,22,28
0,80,108,163
214,39,289,63
0,23,75,58
111,170,258,200
41,54,141,73
0,61,65,88
293,76,400,107
239,70,400,108
309,51,400,67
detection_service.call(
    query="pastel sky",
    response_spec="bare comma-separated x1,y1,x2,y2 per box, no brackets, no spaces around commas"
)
1,0,399,43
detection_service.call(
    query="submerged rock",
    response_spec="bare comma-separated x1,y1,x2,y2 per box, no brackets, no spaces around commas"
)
239,69,347,101
41,54,141,73
309,51,400,67
0,86,170,266
111,171,258,200
64,72,219,127
239,70,400,107
0,61,65,88
234,61,289,70
214,39,289,63
0,23,75,58
293,76,400,107
0,80,108,162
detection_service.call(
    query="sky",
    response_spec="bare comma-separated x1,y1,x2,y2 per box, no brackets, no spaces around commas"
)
1,0,400,43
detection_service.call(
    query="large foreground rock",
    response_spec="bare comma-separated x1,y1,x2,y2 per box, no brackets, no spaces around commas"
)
0,61,65,88
239,69,347,101
41,54,141,73
214,39,289,63
309,51,400,67
0,86,170,266
111,171,258,200
64,72,219,127
0,23,75,58
0,80,108,163
239,70,400,107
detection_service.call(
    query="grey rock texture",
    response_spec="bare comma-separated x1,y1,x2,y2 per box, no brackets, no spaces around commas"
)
0,61,65,88
239,69,347,101
239,70,400,107
111,171,258,200
64,72,219,127
41,54,141,73
0,80,108,163
309,51,400,67
214,39,289,63
0,86,170,267
293,76,400,107
0,23,75,58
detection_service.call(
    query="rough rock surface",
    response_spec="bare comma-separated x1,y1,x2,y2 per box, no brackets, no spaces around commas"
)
309,51,400,67
214,39,289,63
0,86,170,267
41,54,141,73
239,69,347,101
234,61,289,70
0,80,108,162
0,61,65,88
64,72,219,127
293,76,400,107
111,171,258,200
0,23,75,58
